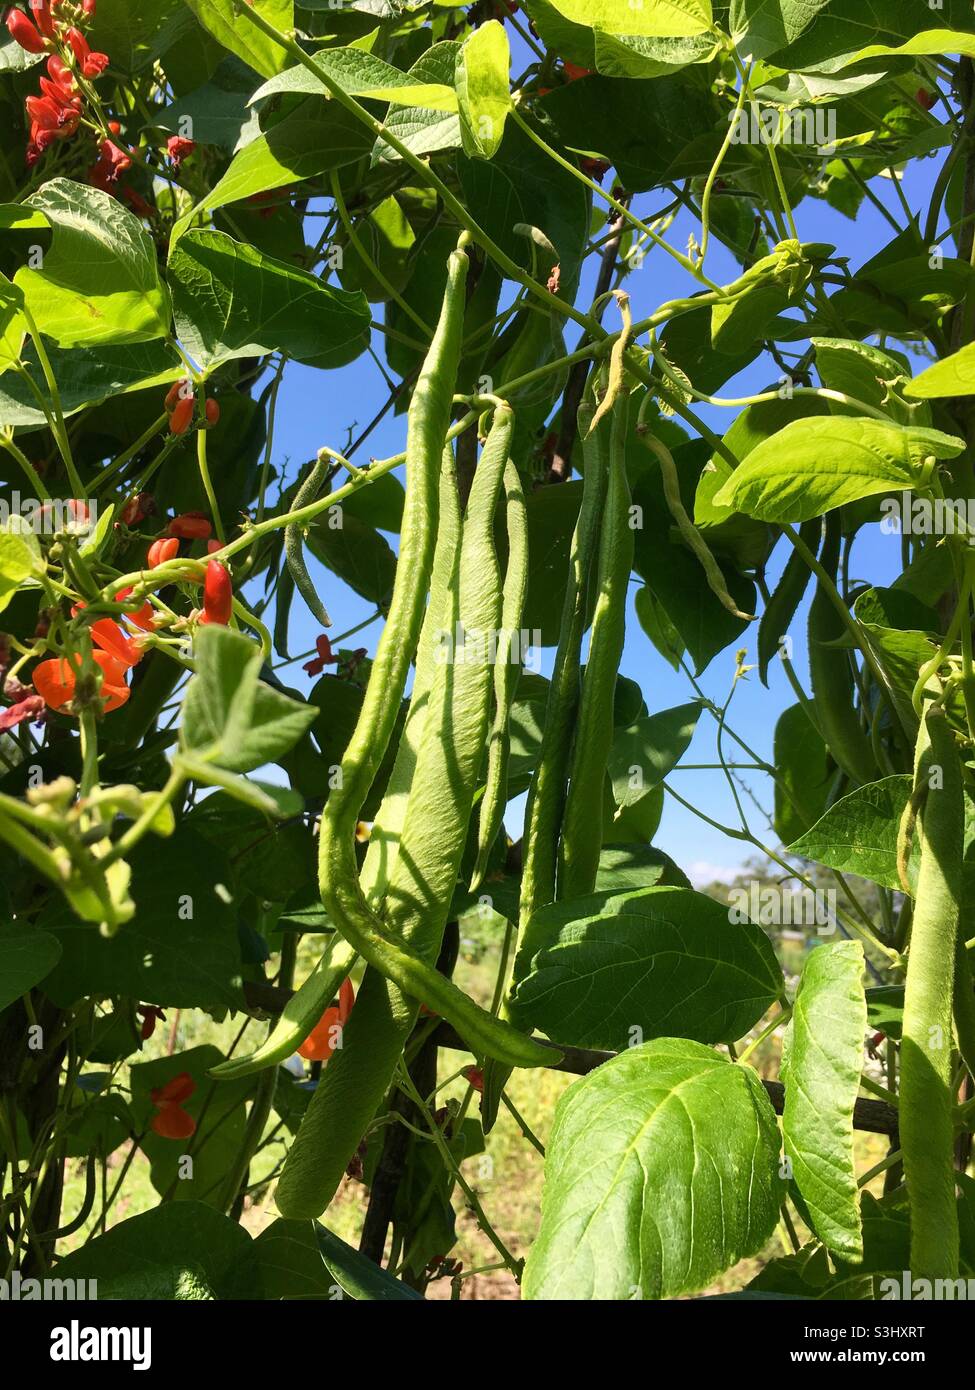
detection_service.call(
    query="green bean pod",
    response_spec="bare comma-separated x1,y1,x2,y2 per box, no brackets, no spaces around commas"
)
471,459,529,892
208,934,357,1081
359,445,464,907
517,384,609,944
559,392,633,900
757,519,820,687
277,405,552,1219
285,455,332,628
807,514,876,786
901,703,961,1283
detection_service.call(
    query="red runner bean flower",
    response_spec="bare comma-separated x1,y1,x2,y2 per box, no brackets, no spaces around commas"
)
33,651,129,713
147,537,179,569
150,1073,197,1140
298,977,355,1062
137,1005,166,1041
6,8,48,53
304,634,336,676
200,560,232,627
0,693,45,732
167,512,212,541
166,134,195,168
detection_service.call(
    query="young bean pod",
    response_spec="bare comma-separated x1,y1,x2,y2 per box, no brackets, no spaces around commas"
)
285,453,333,628
208,935,357,1081
559,392,634,900
470,459,529,891
757,519,820,687
807,514,877,786
517,382,609,941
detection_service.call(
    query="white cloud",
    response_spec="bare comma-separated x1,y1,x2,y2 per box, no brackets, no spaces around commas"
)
687,860,744,888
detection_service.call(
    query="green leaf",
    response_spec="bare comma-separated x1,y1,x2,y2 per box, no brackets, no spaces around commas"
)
0,274,26,374
254,1220,338,1300
730,0,832,60
89,0,186,73
40,827,242,1010
512,886,784,1050
177,98,374,236
632,440,756,673
713,417,964,523
635,584,684,669
906,341,975,399
249,47,432,104
315,1223,425,1300
595,845,691,893
307,512,397,607
0,921,61,1012
185,0,293,78
840,29,975,67
710,241,825,352
372,42,462,165
788,776,914,891
523,1039,785,1300
866,985,903,1040
0,517,42,616
542,0,712,39
180,626,317,775
607,702,701,810
536,69,722,192
170,230,369,370
15,181,171,348
457,20,512,159
52,1202,258,1299
812,338,920,423
130,1045,252,1206
782,940,867,1262
0,340,182,427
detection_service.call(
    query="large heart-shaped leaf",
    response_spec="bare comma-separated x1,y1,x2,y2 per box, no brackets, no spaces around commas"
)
523,1038,785,1300
170,230,370,370
15,180,171,347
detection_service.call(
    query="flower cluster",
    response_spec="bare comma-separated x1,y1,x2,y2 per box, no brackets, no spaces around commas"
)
32,591,153,717
6,2,109,167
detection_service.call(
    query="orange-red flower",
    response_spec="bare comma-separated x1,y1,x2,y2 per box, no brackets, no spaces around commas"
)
71,601,145,670
33,651,129,713
150,1072,196,1139
298,977,355,1062
304,634,336,676
147,537,179,568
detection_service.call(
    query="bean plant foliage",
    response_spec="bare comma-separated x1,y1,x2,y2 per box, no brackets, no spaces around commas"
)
1,0,975,1309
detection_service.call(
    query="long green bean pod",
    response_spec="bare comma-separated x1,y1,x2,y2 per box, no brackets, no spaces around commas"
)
901,702,962,1283
471,459,529,892
757,518,820,687
277,405,552,1219
517,385,610,946
559,392,634,900
359,445,464,907
273,444,465,1219
298,251,550,1067
807,513,877,786
285,453,333,628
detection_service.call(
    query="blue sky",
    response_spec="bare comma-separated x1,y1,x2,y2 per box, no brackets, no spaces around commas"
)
263,71,946,887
